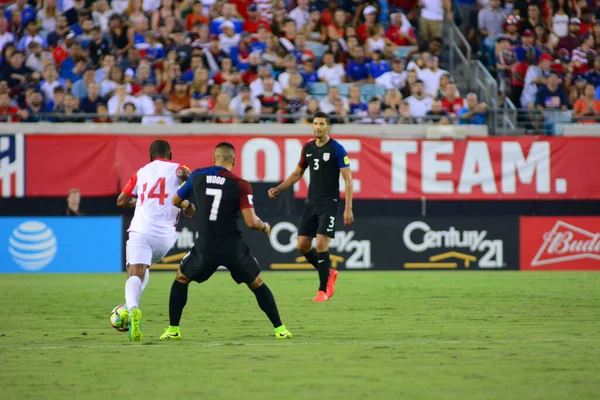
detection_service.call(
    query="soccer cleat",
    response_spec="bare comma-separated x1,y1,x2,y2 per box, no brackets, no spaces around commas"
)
159,327,182,341
128,307,143,342
312,290,329,302
274,325,293,339
326,269,339,298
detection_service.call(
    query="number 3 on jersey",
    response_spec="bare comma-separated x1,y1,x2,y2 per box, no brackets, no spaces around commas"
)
139,177,169,205
313,159,319,170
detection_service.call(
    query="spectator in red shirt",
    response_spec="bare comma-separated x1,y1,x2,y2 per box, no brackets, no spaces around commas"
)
510,47,537,107
357,6,378,43
386,12,417,46
243,4,271,34
557,18,582,55
440,82,465,116
231,0,253,20
327,9,347,42
242,52,261,84
580,8,594,36
185,1,208,32
0,91,26,122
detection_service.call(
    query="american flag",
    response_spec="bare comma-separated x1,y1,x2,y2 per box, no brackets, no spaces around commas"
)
0,135,24,198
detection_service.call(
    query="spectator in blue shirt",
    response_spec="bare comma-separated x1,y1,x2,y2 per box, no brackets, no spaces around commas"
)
300,57,318,87
514,31,541,62
457,93,487,125
182,55,204,82
535,72,569,112
348,84,367,114
367,50,390,80
23,90,51,122
249,25,269,55
346,46,370,83
17,20,47,52
584,56,600,89
210,3,243,34
61,57,87,87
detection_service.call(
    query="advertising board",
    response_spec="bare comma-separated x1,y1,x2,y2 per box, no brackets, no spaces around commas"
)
132,216,519,271
0,217,122,273
520,217,600,271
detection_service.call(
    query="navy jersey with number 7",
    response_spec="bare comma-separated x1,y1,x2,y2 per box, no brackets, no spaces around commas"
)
177,166,254,251
298,139,350,203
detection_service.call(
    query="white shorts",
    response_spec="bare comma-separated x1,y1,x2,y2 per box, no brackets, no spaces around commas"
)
126,232,178,267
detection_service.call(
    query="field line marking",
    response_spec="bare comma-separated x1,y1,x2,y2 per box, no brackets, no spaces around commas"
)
1,338,596,351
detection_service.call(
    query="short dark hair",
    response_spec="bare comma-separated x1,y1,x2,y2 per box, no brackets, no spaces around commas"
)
215,142,235,152
150,139,171,160
312,111,330,125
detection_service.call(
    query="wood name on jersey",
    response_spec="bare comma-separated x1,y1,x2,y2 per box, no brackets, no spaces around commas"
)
207,175,226,185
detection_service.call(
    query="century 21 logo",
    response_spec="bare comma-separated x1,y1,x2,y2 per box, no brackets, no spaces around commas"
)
402,221,504,268
270,222,372,269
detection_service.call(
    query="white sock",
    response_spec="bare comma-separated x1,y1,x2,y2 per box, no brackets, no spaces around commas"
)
125,276,143,310
141,268,150,291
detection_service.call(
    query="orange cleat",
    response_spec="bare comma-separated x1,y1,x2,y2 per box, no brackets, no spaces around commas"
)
326,269,339,298
312,290,329,302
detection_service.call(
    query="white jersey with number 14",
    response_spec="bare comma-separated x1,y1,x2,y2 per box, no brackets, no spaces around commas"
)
122,159,189,237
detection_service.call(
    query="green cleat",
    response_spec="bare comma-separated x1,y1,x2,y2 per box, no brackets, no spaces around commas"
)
128,308,143,342
159,326,182,341
274,325,292,339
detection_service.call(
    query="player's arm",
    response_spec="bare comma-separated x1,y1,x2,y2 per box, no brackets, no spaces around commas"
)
117,192,136,208
172,171,196,217
240,179,270,235
241,208,271,236
334,142,354,226
268,146,308,199
117,172,138,208
340,167,354,226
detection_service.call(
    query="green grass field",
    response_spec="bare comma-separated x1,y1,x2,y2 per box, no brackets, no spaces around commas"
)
1,271,598,400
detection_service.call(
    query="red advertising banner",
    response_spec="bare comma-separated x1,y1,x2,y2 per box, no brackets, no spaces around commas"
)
520,217,600,271
24,135,600,199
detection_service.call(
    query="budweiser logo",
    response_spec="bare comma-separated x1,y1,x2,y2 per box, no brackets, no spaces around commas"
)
531,221,600,266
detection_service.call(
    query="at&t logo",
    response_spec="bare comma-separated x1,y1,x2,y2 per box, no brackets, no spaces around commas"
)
8,221,57,271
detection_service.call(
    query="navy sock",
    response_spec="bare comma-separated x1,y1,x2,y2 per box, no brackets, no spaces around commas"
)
169,280,188,326
301,249,319,269
253,284,282,328
317,251,331,292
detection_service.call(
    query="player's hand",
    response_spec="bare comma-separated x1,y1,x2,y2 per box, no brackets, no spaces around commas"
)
343,209,354,226
263,222,271,236
268,187,280,199
183,204,196,218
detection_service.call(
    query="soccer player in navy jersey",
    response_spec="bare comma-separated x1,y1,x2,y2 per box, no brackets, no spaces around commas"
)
269,112,354,302
160,142,292,340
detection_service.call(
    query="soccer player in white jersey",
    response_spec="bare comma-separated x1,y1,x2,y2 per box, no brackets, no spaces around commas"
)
115,140,193,341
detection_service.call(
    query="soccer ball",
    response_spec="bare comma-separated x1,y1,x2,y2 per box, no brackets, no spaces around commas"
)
110,304,129,332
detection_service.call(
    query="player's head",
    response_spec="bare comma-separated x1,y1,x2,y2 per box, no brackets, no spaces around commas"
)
213,142,236,169
149,139,172,161
311,111,331,140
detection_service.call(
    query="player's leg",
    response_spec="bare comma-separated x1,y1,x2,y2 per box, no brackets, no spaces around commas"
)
313,200,339,302
160,248,217,340
124,232,153,341
247,275,292,339
125,264,147,341
230,243,292,339
312,234,332,302
160,268,191,340
296,203,319,269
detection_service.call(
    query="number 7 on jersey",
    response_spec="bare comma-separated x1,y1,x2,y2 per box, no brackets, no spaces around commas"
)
206,188,222,221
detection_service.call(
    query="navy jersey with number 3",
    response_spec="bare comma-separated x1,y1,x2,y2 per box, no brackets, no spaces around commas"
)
177,166,254,251
298,139,350,202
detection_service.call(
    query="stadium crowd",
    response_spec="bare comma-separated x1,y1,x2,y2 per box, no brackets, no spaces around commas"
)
0,0,495,125
464,0,600,122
